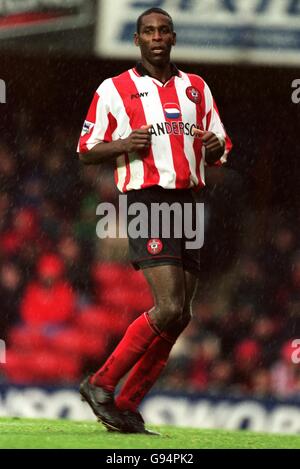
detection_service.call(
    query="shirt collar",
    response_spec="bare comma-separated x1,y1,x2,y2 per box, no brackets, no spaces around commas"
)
135,62,180,79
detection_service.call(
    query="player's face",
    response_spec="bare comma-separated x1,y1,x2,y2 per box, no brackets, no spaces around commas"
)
134,13,176,66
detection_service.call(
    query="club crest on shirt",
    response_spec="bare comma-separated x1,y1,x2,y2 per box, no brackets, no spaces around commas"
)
81,120,94,136
186,86,201,104
163,103,181,120
147,239,163,255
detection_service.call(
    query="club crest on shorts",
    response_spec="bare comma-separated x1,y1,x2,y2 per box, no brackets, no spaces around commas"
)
147,239,163,255
186,86,201,104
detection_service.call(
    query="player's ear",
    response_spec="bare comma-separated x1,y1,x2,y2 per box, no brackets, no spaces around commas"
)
172,32,176,46
134,33,139,47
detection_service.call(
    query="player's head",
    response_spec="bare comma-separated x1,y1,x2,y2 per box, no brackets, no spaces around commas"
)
134,8,176,66
136,8,174,34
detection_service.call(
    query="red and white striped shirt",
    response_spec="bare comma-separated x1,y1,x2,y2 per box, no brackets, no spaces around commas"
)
77,64,232,193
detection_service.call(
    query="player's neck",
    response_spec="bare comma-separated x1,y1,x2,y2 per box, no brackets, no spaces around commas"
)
141,59,173,84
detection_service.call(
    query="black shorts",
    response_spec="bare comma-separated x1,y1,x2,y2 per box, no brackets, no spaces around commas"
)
126,186,202,276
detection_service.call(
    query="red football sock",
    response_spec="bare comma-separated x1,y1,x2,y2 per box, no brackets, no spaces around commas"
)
115,331,178,412
91,312,159,391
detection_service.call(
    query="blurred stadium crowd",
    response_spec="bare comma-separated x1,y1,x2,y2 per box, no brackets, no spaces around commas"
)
0,109,300,399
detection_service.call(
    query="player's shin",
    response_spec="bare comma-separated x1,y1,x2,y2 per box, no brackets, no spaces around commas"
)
115,323,186,412
91,312,159,391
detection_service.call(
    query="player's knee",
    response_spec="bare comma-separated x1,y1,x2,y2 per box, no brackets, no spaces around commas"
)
168,301,185,323
156,299,185,330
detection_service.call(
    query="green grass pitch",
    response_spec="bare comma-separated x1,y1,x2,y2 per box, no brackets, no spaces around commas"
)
0,418,299,449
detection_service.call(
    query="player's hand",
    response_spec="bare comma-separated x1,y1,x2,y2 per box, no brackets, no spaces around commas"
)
193,129,225,164
121,125,152,153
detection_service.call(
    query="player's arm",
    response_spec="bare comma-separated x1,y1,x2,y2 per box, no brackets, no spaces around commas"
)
193,82,232,165
79,125,152,165
77,77,152,164
193,128,225,165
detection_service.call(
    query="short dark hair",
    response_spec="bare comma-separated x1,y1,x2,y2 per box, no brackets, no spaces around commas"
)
136,7,174,34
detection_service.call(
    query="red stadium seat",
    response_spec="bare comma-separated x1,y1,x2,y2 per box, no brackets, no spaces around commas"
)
4,350,80,384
